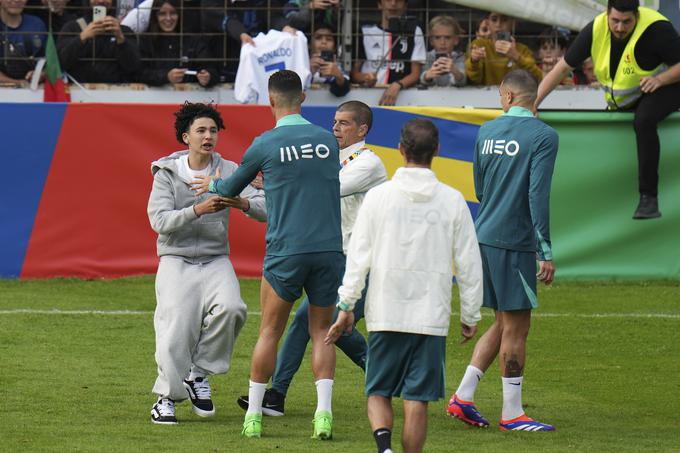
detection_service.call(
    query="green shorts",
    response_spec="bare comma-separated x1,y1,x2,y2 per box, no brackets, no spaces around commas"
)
480,244,538,312
262,251,344,307
365,331,446,402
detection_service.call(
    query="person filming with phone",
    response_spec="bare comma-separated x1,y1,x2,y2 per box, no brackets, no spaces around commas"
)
421,15,466,87
137,0,218,87
308,25,349,97
465,11,542,86
57,0,141,82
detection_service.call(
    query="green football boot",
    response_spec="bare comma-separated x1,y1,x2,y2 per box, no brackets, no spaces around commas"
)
242,413,262,438
311,410,333,440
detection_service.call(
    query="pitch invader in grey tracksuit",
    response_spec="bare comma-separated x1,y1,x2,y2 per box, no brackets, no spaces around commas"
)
147,102,266,425
447,70,558,432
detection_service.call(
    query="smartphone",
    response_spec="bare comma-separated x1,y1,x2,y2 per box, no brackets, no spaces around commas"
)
495,31,511,42
92,5,106,21
435,52,449,60
183,70,197,76
320,50,334,62
387,16,418,35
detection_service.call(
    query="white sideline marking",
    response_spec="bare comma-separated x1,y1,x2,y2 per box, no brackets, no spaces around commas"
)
0,309,679,319
0,309,261,316
533,313,680,319
0,309,154,315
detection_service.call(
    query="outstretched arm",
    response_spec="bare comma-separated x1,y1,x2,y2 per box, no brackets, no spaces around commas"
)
193,143,263,197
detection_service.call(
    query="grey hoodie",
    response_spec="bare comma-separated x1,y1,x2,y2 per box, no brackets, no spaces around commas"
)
147,150,266,260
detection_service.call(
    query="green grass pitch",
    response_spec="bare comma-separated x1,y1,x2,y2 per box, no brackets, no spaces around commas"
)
0,278,679,452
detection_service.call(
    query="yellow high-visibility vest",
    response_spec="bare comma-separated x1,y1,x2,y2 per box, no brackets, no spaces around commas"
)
591,7,668,109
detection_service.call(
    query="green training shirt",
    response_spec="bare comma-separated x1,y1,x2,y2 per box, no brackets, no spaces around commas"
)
473,106,558,260
209,114,342,257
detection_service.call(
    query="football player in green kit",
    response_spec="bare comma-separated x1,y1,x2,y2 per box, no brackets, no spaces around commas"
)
446,69,558,432
193,70,343,440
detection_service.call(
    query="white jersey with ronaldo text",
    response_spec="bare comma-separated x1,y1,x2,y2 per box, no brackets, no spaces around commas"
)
235,30,312,105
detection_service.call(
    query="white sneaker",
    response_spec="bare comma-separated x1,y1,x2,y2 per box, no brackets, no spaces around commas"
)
151,398,177,425
184,377,215,417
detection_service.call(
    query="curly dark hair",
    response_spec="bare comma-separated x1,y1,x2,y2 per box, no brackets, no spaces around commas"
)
173,102,225,144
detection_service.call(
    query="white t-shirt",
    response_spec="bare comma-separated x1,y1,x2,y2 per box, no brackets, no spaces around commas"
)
358,24,426,85
178,155,209,184
234,30,312,105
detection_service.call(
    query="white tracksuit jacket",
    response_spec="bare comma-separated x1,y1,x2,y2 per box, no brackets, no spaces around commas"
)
338,167,483,336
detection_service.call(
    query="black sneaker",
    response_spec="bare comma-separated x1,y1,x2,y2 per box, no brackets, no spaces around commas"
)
151,398,178,425
237,388,285,417
184,377,216,417
633,194,661,219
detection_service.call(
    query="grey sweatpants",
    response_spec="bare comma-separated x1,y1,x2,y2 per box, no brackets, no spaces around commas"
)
152,255,247,401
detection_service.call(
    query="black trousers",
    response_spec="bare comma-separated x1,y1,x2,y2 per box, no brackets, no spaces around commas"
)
631,82,680,196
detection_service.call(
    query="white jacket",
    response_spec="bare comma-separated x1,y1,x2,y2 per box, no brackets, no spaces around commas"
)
339,141,388,253
338,167,483,336
234,30,311,105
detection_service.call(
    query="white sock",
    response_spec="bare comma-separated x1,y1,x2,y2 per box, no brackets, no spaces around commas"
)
501,376,525,421
315,379,333,413
455,365,484,402
188,369,206,381
246,380,267,415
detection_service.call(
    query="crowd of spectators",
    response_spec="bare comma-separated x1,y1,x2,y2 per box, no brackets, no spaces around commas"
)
0,0,605,101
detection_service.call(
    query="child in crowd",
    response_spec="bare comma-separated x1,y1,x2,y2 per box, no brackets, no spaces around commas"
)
537,27,573,86
308,24,349,96
465,11,542,85
573,57,600,87
420,15,466,87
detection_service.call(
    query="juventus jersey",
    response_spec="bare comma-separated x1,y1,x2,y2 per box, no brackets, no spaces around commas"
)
357,24,426,85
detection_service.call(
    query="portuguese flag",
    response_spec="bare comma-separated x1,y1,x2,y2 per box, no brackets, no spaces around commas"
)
43,32,70,102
